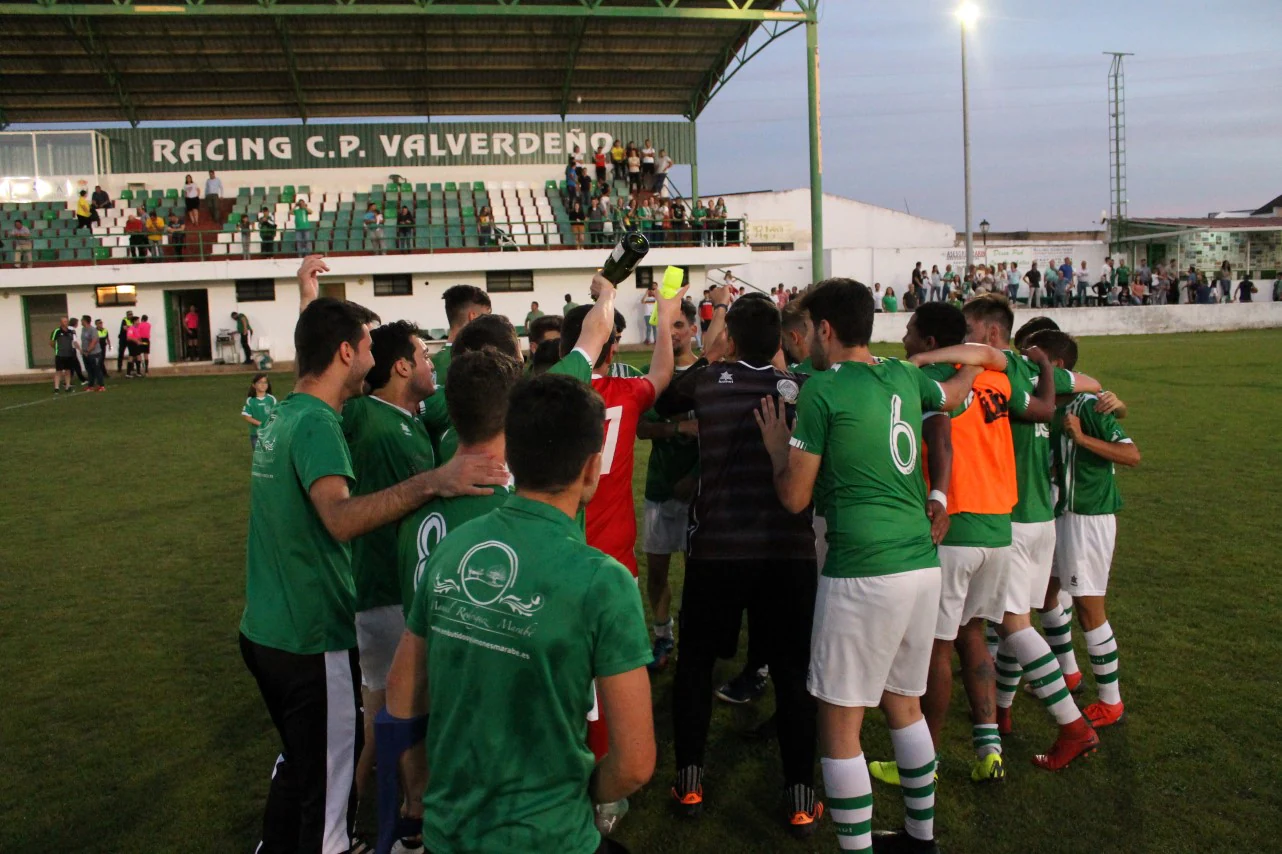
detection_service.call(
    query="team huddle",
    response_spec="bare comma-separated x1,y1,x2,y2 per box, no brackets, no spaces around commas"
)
238,256,1139,854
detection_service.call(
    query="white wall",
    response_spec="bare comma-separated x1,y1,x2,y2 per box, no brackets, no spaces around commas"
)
723,189,958,253
869,301,1282,343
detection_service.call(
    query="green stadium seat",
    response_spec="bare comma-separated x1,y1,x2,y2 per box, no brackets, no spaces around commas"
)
268,186,281,196
472,181,485,191
238,187,250,197
415,183,427,194
372,184,384,194
415,198,428,209
227,213,242,225
430,182,442,192
43,210,57,221
119,190,133,201
462,207,474,217
165,188,178,199
94,246,111,261
545,180,558,191
283,185,295,195
444,182,457,192
298,185,311,194
38,248,57,262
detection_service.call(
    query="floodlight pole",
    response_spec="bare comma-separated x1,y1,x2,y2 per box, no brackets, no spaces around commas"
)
961,19,974,276
690,119,699,206
804,2,824,283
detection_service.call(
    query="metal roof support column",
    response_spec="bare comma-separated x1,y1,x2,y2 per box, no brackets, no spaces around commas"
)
689,118,699,208
557,16,588,119
271,13,309,122
803,1,823,282
64,16,139,127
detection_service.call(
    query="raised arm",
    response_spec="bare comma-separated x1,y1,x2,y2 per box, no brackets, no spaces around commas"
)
572,274,618,367
700,283,732,362
644,282,689,396
309,454,509,543
297,254,329,314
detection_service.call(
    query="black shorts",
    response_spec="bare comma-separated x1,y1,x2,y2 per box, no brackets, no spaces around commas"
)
126,341,141,356
140,339,151,354
185,196,200,212
54,355,78,372
700,319,712,332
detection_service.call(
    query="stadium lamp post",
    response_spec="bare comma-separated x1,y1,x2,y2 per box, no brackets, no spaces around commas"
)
803,0,824,284
980,217,989,246
957,2,980,275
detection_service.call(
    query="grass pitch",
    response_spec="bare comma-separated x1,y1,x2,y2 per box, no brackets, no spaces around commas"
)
2,330,1280,853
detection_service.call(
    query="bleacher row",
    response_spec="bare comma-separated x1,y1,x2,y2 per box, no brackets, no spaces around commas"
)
0,200,111,262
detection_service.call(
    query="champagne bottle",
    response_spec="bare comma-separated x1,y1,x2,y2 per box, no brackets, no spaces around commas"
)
601,232,649,284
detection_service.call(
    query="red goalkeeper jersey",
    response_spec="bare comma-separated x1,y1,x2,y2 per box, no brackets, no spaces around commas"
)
585,373,656,576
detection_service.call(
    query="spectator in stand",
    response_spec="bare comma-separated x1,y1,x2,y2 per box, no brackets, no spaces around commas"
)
184,305,201,360
562,293,579,316
641,139,656,186
9,219,32,268
1236,273,1256,303
641,284,658,344
231,310,254,365
146,209,166,260
258,207,276,256
204,170,223,225
565,157,579,208
1218,261,1233,303
942,264,956,296
1273,274,1282,302
363,203,384,255
671,198,687,244
184,174,201,224
903,284,920,311
478,205,493,248
1005,261,1020,301
882,286,898,312
1059,257,1075,305
293,198,313,256
690,198,708,247
911,262,924,302
1053,263,1069,307
570,144,585,169
627,147,643,194
1024,261,1042,307
568,197,586,248
524,301,544,329
578,165,592,211
91,184,112,212
166,213,186,258
705,198,725,247
594,144,608,187
637,198,654,243
873,281,884,310
75,189,94,232
239,213,254,260
928,265,942,301
396,206,415,252
653,149,673,194
586,197,604,246
611,138,627,183
655,199,671,246
1077,259,1091,306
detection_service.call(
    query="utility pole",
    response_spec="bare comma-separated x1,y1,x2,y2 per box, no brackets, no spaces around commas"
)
1105,52,1133,257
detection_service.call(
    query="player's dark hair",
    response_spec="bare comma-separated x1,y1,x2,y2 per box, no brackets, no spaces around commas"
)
446,346,523,445
963,292,1015,339
442,284,491,328
247,372,273,397
912,302,967,348
560,304,625,369
528,313,562,346
803,278,874,347
724,293,782,365
1014,315,1060,349
678,298,697,325
365,320,419,391
295,298,380,379
507,374,605,492
454,314,520,360
529,340,563,374
1027,329,1079,370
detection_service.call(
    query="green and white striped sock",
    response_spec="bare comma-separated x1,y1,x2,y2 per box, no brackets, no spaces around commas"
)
984,621,1000,659
994,640,1022,709
972,722,1001,759
1007,626,1082,725
1085,622,1121,705
822,754,873,852
1039,604,1080,677
891,719,936,842
1058,589,1074,618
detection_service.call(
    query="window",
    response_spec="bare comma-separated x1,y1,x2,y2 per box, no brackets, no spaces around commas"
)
751,242,796,252
235,279,276,302
374,274,412,297
485,270,534,293
635,268,654,290
94,285,137,307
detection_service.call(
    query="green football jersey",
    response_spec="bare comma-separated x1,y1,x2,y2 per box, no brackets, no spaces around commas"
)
343,395,437,611
790,358,947,578
609,361,645,378
1052,393,1130,516
787,357,815,376
431,342,453,383
407,494,650,854
641,363,699,503
1007,351,1077,524
396,485,514,618
548,347,592,382
241,393,277,436
240,393,357,654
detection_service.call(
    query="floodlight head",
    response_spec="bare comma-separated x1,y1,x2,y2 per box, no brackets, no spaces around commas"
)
956,3,981,28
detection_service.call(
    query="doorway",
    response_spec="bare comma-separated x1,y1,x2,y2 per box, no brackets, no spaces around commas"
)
23,293,68,369
166,289,211,362
319,279,346,300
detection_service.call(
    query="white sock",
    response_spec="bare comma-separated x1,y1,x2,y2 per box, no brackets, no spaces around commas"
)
994,638,1021,710
890,719,936,842
1058,588,1074,614
1085,622,1122,705
822,754,873,852
1006,627,1082,726
1040,605,1079,676
653,619,673,640
984,621,1000,659
972,722,1001,758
